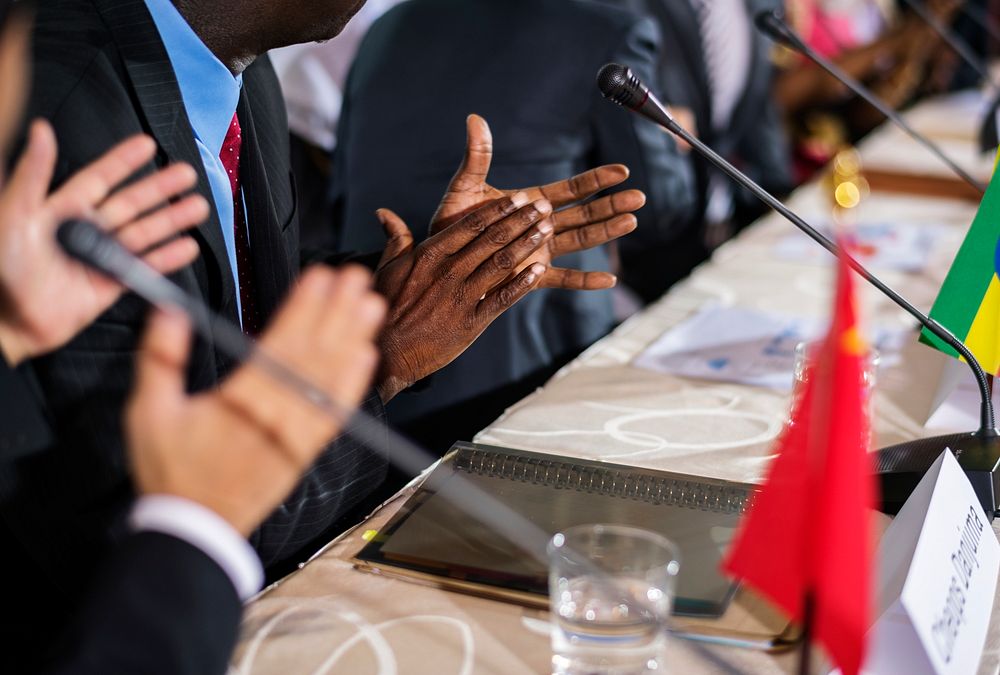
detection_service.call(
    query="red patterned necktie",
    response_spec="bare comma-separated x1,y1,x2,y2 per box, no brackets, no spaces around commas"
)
220,113,259,335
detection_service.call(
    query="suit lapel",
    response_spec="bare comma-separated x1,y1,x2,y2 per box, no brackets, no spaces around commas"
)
237,91,293,324
92,0,236,314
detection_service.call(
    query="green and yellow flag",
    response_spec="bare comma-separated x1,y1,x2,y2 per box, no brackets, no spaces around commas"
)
921,155,1000,372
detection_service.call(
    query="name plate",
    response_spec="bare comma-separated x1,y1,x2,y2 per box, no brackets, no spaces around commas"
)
861,450,999,674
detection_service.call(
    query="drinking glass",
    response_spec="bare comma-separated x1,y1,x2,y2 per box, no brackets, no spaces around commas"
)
548,524,680,675
789,340,880,431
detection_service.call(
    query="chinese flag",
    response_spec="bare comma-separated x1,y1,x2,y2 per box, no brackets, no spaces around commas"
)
723,244,877,675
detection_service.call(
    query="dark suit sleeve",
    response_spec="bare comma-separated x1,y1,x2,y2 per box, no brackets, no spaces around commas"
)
591,15,698,251
0,355,52,463
51,531,242,675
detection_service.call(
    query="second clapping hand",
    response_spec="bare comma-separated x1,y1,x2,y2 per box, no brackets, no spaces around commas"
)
0,120,206,366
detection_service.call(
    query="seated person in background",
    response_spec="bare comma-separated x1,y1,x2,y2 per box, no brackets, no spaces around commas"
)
614,0,795,302
8,0,644,655
333,0,697,451
775,0,964,176
0,4,384,672
268,0,404,247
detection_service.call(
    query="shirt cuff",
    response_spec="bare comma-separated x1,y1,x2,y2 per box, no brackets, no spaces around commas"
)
129,495,264,601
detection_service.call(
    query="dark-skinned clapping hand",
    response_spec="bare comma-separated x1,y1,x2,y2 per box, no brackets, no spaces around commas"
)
371,114,646,402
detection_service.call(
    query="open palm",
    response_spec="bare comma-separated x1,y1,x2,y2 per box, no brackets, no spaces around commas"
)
0,121,206,365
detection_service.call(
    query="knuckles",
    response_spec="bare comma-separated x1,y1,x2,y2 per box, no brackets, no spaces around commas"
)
492,250,515,272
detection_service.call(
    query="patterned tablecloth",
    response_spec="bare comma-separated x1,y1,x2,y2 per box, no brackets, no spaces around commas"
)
230,91,1000,675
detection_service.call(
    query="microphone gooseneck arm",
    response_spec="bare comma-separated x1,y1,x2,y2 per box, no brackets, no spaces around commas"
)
898,0,1000,93
755,10,987,194
597,63,997,436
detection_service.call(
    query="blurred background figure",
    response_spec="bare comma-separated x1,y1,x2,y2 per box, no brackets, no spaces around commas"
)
775,0,986,179
613,0,795,303
331,0,697,453
269,0,403,248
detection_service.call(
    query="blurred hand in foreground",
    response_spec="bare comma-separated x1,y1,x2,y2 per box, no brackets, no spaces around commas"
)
127,265,386,537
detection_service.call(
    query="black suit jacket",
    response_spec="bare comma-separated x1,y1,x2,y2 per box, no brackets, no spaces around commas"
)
1,0,387,620
49,531,241,675
0,361,239,674
0,358,51,462
332,0,696,430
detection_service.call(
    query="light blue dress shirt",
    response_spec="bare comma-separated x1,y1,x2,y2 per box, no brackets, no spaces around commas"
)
144,0,247,321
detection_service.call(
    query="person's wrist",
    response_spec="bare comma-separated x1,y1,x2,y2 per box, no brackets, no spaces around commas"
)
137,476,257,538
376,331,416,403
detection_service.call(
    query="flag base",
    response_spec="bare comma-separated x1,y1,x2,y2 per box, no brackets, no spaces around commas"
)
876,432,1000,520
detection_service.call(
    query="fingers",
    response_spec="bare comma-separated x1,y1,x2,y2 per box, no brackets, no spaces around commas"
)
141,237,200,276
446,114,493,194
224,266,384,462
97,162,200,231
376,208,415,267
316,269,385,414
476,262,545,324
465,211,554,295
540,267,617,291
315,265,384,347
453,199,552,285
6,120,58,209
48,134,157,219
548,213,637,258
550,189,645,230
115,193,208,252
131,309,192,413
426,192,531,257
527,164,630,209
262,266,339,346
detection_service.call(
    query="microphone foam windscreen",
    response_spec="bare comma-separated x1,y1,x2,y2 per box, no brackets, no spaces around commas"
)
596,63,645,109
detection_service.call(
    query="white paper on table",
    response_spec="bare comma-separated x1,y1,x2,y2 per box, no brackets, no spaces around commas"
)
632,305,907,391
774,221,948,273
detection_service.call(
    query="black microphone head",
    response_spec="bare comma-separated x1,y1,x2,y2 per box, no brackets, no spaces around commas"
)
57,219,102,262
754,9,797,48
596,63,649,110
56,219,125,280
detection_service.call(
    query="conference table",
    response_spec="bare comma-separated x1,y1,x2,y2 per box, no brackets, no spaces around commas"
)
229,91,1000,674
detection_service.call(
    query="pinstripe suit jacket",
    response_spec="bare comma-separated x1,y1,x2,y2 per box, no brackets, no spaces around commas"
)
0,0,387,606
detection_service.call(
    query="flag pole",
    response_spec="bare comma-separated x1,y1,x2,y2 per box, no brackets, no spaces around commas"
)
798,591,815,675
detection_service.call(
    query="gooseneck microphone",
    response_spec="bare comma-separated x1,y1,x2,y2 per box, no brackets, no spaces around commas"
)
754,9,987,195
898,0,999,93
55,218,748,672
597,63,1000,518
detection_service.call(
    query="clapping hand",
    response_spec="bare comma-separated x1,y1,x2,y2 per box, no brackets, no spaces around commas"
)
0,121,206,365
370,114,646,401
128,266,385,536
426,114,644,289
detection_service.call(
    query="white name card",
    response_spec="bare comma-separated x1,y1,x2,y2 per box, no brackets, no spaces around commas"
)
859,450,1000,675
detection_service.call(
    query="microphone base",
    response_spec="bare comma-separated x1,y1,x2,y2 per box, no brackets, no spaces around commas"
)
876,432,1000,521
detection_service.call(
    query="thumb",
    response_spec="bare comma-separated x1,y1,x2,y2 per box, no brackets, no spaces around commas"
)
131,308,192,411
376,208,414,266
6,120,58,210
447,113,493,193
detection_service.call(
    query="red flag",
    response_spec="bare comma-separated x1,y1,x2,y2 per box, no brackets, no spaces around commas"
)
723,243,877,675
